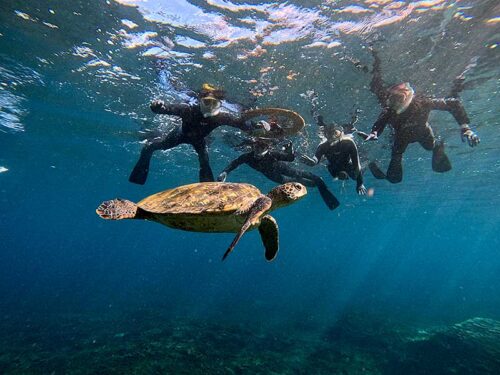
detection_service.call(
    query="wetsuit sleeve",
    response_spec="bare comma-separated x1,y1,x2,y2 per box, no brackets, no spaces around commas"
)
427,98,471,125
371,109,390,135
370,49,388,106
216,112,251,131
222,153,251,175
316,115,326,127
347,140,364,188
269,150,295,162
151,102,192,117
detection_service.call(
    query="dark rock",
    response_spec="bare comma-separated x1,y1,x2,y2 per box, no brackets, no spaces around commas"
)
388,318,500,375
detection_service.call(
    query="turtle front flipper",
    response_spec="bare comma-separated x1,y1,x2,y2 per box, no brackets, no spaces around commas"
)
222,195,272,261
96,199,140,220
259,215,279,261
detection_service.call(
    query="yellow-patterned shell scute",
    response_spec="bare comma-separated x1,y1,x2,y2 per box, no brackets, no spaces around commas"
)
137,182,261,215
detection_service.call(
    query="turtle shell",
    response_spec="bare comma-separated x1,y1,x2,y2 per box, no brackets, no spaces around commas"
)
137,182,262,215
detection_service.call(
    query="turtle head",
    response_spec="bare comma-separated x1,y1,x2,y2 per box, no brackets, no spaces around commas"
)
267,182,307,210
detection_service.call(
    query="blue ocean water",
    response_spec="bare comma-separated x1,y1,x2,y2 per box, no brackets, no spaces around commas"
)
1,0,499,373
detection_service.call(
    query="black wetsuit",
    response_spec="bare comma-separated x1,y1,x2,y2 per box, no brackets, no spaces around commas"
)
313,138,364,192
221,149,340,210
369,50,471,183
306,98,365,196
129,103,249,184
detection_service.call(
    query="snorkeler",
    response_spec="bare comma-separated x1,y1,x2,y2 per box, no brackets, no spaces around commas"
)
129,84,254,185
306,88,362,136
217,138,340,210
300,125,367,197
364,48,480,183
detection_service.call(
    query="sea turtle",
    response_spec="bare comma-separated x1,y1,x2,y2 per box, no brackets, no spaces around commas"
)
96,181,306,261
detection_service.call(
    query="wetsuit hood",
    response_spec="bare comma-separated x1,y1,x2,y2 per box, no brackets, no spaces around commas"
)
323,125,344,145
387,82,414,114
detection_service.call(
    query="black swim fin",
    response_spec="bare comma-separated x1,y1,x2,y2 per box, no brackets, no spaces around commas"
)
129,151,152,185
368,161,386,179
318,185,340,210
432,141,452,173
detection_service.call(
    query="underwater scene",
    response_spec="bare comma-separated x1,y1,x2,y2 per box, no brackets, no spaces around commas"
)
1,0,499,373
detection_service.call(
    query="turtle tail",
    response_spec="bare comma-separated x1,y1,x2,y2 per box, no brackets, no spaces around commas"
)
96,199,139,220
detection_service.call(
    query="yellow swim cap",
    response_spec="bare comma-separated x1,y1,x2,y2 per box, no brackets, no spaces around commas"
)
202,83,217,92
200,83,225,99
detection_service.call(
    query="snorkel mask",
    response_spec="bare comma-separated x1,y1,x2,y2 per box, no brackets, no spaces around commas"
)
387,82,414,114
199,83,224,117
324,125,344,145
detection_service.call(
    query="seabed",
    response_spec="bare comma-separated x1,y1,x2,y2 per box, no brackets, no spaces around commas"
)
1,310,500,374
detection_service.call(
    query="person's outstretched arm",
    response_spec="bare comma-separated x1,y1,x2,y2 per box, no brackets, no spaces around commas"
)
370,49,388,106
426,97,479,147
150,100,191,116
300,143,325,166
347,140,367,195
269,142,295,162
216,112,253,132
316,115,327,127
365,109,390,141
217,153,252,181
342,108,362,134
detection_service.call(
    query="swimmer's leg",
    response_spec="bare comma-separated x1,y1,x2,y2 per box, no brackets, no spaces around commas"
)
385,133,409,184
278,163,340,210
129,128,182,185
386,154,404,183
327,164,350,181
193,140,215,182
343,162,357,181
368,161,387,179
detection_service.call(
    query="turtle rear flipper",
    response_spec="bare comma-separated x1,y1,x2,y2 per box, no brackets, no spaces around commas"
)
222,196,272,261
96,199,139,220
259,215,279,261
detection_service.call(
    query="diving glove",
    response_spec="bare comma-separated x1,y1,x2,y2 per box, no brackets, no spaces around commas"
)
460,125,480,147
150,99,166,113
217,172,228,182
357,184,367,196
364,131,378,142
283,141,293,153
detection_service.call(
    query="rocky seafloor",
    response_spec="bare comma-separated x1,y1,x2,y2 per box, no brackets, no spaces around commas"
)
1,310,500,374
